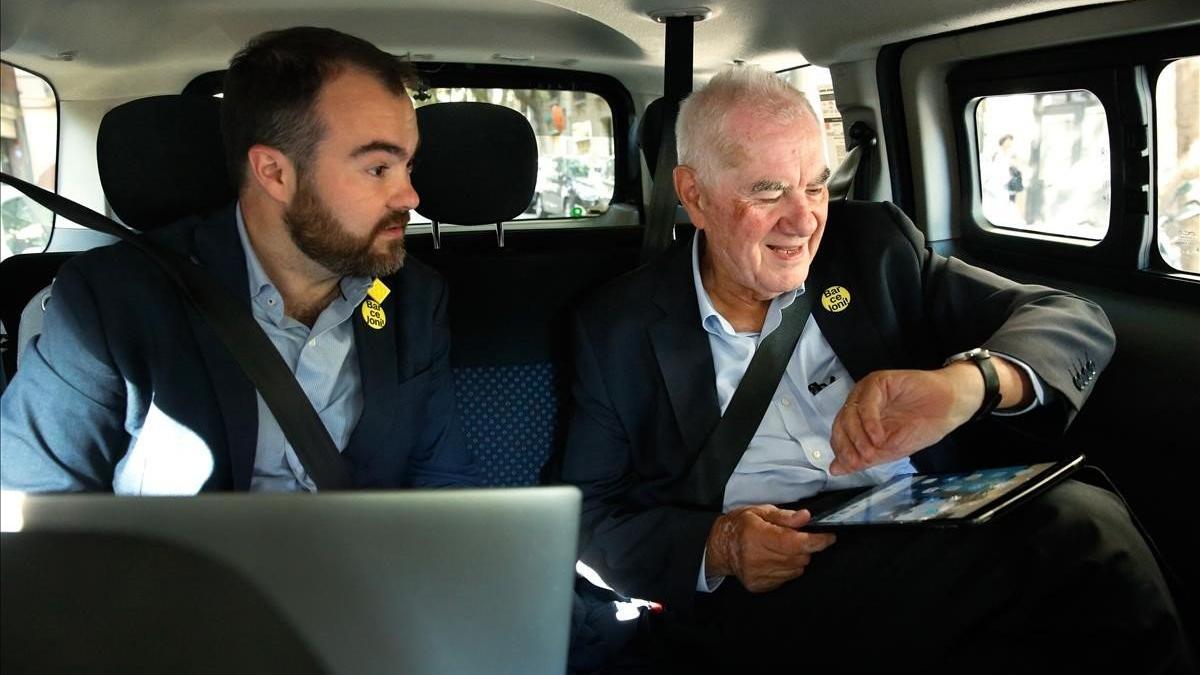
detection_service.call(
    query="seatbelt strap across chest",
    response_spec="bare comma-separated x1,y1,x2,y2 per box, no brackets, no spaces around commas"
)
684,290,814,508
0,172,353,490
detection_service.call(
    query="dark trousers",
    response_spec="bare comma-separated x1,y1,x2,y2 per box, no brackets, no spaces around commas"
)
670,480,1193,674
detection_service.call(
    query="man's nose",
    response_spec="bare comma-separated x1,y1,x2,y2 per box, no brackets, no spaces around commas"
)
777,191,818,235
389,175,420,212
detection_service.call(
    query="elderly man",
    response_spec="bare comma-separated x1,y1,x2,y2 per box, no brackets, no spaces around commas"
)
561,66,1190,672
2,27,477,493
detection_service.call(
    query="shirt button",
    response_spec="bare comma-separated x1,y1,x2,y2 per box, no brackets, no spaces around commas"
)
781,397,791,407
813,450,823,460
267,298,276,305
308,338,318,348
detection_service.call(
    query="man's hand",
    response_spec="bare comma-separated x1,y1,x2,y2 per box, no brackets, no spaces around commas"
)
828,365,982,475
828,360,1031,475
704,505,837,593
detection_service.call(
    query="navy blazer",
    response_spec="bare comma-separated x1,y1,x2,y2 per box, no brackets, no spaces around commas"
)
0,205,477,492
561,200,1115,610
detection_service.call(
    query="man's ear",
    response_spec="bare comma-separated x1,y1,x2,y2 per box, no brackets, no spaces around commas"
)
674,165,706,230
246,145,297,204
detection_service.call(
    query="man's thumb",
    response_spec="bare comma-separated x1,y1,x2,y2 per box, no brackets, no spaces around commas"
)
762,507,812,529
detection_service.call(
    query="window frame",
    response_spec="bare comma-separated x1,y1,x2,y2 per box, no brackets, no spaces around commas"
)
1147,56,1199,276
950,66,1141,268
1,58,62,257
945,25,1199,291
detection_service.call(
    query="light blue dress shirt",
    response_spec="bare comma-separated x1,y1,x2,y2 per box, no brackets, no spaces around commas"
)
691,234,916,515
236,207,372,492
691,233,1043,590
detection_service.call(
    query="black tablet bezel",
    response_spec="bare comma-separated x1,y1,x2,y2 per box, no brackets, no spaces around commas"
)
802,455,1085,532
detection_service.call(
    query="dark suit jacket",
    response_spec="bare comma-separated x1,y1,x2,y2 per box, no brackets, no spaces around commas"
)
560,200,1114,610
0,205,477,492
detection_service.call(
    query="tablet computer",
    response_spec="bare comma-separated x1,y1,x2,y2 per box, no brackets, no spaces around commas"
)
804,455,1084,531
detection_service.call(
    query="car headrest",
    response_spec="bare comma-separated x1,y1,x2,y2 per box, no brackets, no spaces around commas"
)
412,102,536,225
637,97,668,174
97,95,234,231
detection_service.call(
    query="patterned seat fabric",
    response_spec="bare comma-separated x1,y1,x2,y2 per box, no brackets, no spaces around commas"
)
453,363,568,486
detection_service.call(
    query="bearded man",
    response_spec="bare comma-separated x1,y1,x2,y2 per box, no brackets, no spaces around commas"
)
1,27,478,493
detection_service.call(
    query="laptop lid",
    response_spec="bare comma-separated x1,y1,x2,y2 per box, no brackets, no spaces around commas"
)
3,487,580,675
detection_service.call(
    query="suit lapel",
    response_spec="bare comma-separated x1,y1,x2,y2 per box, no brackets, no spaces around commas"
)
187,205,258,490
649,237,721,457
342,278,400,473
809,207,895,380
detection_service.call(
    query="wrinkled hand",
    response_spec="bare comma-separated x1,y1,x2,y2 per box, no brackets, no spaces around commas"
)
704,505,837,593
829,365,982,476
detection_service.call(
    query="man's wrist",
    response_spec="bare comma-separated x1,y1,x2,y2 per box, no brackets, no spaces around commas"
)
945,348,1002,420
704,515,732,578
991,356,1034,409
943,361,987,422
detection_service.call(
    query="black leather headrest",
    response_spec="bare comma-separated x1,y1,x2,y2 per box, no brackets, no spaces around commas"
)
97,95,234,231
637,97,668,173
412,102,536,225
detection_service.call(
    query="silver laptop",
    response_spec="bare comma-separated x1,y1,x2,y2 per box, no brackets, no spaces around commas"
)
3,487,580,675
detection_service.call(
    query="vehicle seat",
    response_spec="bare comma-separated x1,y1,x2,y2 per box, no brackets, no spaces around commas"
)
410,102,556,486
2,94,232,382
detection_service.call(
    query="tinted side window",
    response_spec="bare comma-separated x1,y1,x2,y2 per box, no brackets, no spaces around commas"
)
1,62,57,261
975,90,1110,241
1155,56,1199,274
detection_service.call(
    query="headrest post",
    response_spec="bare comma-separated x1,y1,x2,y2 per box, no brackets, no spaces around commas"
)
431,221,442,250
495,222,505,248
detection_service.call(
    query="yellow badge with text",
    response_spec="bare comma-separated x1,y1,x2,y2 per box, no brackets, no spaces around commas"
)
361,298,387,330
820,285,851,313
367,278,391,304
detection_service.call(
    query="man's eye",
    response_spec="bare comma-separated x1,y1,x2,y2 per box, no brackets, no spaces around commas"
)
368,165,390,178
759,191,785,203
807,185,827,197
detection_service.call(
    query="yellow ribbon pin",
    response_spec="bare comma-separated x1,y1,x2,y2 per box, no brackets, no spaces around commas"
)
367,278,391,304
361,278,390,329
820,285,851,313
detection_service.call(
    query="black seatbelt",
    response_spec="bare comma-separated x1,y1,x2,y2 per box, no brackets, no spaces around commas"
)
0,172,352,490
686,290,814,507
827,121,877,201
640,15,696,262
641,103,681,261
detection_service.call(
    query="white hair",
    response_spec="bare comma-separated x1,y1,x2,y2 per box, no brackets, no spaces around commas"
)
675,65,817,182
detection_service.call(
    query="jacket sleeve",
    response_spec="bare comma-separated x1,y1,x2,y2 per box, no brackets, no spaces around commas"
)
1,262,128,492
884,202,1116,433
406,275,480,488
561,310,718,610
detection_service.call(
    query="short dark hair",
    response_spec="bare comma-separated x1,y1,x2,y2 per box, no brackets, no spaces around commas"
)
221,26,419,188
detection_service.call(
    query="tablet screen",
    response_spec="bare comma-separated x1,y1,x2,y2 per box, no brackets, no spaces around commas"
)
809,460,1079,528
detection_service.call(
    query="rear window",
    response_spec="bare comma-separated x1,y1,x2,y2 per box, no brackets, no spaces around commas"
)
974,90,1111,242
411,88,615,222
1,62,57,261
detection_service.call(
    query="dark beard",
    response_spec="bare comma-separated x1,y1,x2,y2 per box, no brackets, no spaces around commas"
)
283,178,408,278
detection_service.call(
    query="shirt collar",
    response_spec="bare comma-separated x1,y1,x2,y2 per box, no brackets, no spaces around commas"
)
235,203,374,322
690,231,804,339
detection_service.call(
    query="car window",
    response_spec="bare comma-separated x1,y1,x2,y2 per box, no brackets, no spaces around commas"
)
1155,55,1199,275
411,88,615,222
974,90,1111,242
1,62,57,261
